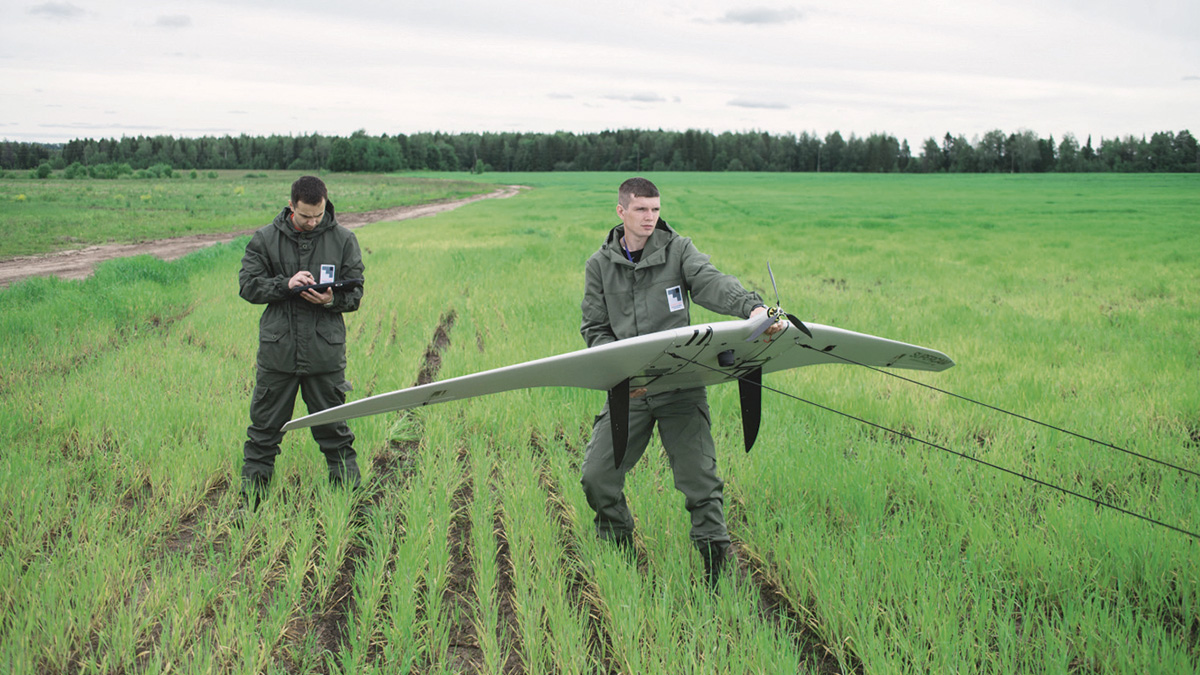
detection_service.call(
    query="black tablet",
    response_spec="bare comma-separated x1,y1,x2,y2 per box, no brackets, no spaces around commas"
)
292,278,364,294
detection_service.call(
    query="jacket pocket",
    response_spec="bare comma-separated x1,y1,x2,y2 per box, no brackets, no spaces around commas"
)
309,314,347,373
256,308,296,370
315,314,346,345
259,307,289,343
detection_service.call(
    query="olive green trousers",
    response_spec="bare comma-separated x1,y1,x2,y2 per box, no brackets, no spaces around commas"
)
241,368,359,504
580,388,728,546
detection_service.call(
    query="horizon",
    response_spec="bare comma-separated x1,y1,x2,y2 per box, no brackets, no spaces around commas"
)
7,125,1188,148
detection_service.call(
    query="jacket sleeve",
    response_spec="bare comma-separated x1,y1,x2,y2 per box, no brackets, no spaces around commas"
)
328,230,364,314
238,230,290,304
580,256,617,348
679,238,764,319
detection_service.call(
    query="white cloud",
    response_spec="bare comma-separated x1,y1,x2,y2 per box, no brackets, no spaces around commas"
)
603,93,670,104
729,99,790,110
28,2,84,19
719,7,803,25
1,0,1197,144
154,15,192,28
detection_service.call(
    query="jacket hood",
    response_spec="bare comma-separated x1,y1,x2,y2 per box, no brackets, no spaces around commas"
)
604,217,677,264
272,200,339,238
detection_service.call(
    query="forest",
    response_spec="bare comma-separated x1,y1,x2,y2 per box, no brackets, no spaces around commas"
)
3,127,1197,175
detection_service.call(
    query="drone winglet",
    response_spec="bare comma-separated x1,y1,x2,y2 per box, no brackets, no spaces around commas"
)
738,367,763,452
607,378,631,469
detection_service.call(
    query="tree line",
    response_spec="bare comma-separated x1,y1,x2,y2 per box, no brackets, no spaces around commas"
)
2,127,1197,175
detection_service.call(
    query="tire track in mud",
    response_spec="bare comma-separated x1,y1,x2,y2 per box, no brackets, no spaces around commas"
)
492,495,524,674
306,308,459,670
365,307,456,507
433,317,522,673
51,473,235,673
2,305,194,400
443,446,485,673
309,541,361,672
727,498,863,675
161,474,233,557
530,428,619,674
415,309,456,386
0,185,526,288
387,309,521,672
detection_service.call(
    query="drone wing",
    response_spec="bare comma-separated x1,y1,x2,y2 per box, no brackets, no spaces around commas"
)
283,316,954,467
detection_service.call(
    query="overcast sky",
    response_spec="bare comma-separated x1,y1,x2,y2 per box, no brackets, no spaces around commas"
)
4,0,1197,145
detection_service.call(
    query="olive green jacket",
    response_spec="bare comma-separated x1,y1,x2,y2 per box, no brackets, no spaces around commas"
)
238,202,364,374
581,219,763,348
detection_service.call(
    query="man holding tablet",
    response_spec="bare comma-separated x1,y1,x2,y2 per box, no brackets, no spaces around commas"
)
236,175,365,515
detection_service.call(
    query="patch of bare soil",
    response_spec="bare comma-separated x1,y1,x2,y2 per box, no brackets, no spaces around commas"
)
727,495,860,675
416,310,457,386
444,446,484,673
493,508,524,674
368,307,458,499
162,475,233,557
529,429,617,673
0,185,525,289
306,305,461,668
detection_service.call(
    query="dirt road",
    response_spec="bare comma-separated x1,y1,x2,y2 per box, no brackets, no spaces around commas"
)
0,184,525,288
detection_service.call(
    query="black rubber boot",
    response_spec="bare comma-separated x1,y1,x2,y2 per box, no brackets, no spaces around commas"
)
326,453,362,490
234,475,270,528
602,531,636,559
698,541,729,590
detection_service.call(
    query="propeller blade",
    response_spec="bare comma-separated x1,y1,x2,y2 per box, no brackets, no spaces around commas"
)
786,312,814,339
767,262,781,306
745,313,777,342
607,378,631,469
738,367,763,452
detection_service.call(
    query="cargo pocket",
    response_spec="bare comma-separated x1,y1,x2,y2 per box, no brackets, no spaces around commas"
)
248,384,274,427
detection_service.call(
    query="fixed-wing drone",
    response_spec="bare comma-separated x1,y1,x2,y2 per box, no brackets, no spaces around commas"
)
283,308,954,469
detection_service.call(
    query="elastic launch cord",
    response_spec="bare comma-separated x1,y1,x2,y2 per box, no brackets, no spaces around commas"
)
797,344,1200,481
666,351,1200,543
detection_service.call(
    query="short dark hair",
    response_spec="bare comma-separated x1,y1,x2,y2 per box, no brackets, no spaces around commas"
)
618,177,659,207
291,175,328,206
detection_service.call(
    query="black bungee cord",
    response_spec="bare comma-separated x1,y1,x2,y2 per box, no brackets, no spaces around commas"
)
666,350,1200,542
797,344,1200,481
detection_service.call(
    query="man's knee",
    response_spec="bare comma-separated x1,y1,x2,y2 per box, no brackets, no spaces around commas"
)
579,460,607,503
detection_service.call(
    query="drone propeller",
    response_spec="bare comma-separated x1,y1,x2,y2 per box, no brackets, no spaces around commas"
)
746,263,814,341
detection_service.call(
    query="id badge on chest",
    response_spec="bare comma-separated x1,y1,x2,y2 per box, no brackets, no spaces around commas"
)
320,264,335,284
666,285,685,312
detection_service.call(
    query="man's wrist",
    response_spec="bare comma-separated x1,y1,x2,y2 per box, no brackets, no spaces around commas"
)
323,294,335,308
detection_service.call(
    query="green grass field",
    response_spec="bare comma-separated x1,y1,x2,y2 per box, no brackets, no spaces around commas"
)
2,172,1198,673
0,171,489,259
